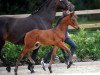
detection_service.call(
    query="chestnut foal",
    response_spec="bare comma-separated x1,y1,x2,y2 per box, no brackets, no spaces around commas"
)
14,12,79,75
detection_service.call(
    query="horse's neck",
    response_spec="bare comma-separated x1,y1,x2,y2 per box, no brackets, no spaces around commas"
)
37,0,56,14
33,0,57,23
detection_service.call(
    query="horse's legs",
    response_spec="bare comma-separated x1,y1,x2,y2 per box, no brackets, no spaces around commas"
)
0,37,11,72
57,42,72,68
48,46,58,73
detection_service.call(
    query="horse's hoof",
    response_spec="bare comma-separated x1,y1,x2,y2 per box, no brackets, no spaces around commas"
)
6,66,11,72
67,61,73,69
31,70,35,73
15,73,17,75
15,72,17,75
48,66,52,73
14,69,18,75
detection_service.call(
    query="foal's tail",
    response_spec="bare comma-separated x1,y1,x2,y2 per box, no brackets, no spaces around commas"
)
34,42,40,50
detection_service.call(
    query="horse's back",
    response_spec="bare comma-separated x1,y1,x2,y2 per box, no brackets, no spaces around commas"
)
0,14,52,44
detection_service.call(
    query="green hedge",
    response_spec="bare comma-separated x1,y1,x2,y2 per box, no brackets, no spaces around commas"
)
71,29,100,61
1,29,100,65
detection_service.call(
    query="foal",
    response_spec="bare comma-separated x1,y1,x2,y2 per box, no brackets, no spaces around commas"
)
14,12,79,75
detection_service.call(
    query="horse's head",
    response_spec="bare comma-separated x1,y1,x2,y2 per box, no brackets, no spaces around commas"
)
65,12,80,30
58,0,75,12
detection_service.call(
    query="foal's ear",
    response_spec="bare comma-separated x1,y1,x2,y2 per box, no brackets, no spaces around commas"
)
70,12,74,17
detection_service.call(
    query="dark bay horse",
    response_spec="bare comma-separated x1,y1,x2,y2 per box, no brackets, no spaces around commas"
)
0,0,75,73
14,12,79,75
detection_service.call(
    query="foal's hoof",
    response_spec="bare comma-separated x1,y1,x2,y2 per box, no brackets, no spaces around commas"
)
6,66,11,72
48,66,52,73
15,72,17,75
67,61,73,69
31,70,35,73
14,69,17,75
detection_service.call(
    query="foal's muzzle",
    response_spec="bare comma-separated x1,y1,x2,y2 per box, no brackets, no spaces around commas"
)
76,26,80,31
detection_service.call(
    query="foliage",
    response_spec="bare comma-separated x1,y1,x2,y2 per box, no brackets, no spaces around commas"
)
1,42,20,65
71,0,100,10
0,0,100,14
71,29,100,61
0,0,45,14
1,29,100,65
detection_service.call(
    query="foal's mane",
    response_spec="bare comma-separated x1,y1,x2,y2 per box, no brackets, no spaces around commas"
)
56,16,66,26
52,16,66,31
32,0,51,15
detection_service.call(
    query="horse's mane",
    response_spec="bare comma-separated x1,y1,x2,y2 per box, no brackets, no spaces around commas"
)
31,0,51,15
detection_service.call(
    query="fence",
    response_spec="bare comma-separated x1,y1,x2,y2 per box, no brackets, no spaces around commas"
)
0,9,100,29
68,23,100,29
56,9,100,16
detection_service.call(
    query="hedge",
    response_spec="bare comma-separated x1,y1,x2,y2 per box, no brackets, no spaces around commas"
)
1,29,100,65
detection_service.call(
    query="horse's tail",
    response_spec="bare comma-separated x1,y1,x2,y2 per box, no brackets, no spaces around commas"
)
0,31,4,41
0,19,5,40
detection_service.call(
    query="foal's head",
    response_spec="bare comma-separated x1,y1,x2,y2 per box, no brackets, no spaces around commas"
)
64,12,80,30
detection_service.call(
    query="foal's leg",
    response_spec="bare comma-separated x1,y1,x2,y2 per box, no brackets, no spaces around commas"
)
28,48,39,71
14,47,29,75
27,53,35,73
48,46,58,73
57,42,72,68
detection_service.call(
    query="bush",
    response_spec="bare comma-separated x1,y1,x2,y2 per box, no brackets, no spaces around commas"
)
1,42,27,65
71,29,100,61
1,29,100,65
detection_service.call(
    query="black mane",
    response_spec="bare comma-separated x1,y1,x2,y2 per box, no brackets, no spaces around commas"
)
31,0,49,15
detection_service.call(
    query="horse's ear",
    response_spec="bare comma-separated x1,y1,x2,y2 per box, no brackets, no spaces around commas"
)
70,12,74,17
